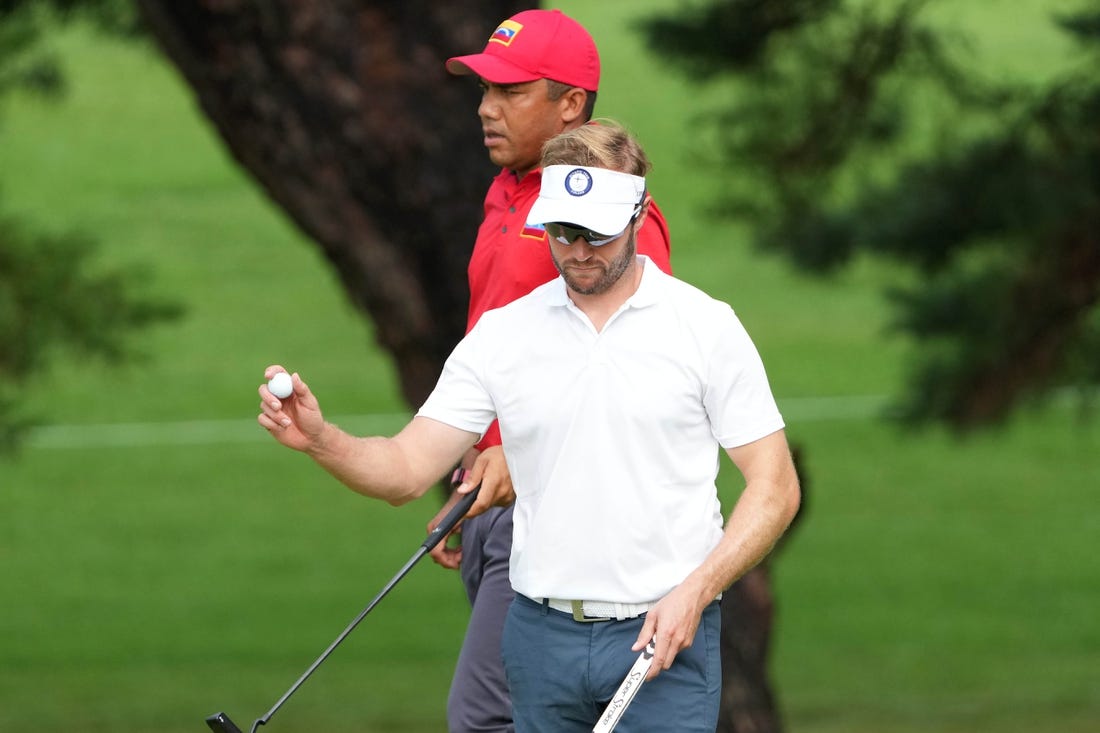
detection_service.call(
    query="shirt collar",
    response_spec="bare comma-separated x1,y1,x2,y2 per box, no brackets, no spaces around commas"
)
627,255,661,308
508,166,542,184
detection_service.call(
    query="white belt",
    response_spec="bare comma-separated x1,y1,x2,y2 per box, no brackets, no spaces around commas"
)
539,598,657,622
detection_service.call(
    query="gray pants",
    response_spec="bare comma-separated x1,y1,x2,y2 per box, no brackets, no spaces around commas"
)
447,504,516,733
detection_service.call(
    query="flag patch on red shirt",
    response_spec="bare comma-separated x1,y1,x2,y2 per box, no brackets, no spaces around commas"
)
522,222,547,240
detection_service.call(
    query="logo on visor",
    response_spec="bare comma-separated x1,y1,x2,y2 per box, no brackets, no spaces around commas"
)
564,168,593,197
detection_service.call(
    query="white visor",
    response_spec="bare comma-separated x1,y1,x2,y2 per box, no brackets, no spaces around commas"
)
526,165,646,235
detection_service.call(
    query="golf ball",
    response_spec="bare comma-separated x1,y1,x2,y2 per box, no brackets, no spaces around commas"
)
268,372,293,399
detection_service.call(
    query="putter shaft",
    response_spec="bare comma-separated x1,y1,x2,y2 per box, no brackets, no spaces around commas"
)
592,636,656,733
206,483,480,732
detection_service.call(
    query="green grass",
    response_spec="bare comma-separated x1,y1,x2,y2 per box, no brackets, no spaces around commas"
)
1,2,1098,732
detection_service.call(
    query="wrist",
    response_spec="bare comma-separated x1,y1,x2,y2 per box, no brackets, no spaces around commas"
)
305,421,336,457
682,567,723,609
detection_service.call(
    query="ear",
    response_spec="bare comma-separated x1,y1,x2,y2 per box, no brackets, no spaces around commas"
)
559,87,589,126
633,195,652,231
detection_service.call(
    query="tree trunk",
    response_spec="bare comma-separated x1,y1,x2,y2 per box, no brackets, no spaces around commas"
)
134,2,795,730
136,0,527,406
718,566,782,733
717,443,807,733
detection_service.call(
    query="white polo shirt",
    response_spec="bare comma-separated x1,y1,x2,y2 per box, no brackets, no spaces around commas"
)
417,256,784,604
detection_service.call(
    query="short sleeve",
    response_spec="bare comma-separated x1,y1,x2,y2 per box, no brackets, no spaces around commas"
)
703,308,785,448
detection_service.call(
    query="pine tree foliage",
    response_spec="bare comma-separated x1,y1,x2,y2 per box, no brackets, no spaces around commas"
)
0,0,178,454
641,0,1100,428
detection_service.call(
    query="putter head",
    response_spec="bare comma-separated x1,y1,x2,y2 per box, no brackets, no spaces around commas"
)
205,712,245,733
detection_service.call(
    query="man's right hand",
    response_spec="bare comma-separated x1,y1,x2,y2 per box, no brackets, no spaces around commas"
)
426,488,466,570
426,445,515,569
257,365,326,452
462,445,516,515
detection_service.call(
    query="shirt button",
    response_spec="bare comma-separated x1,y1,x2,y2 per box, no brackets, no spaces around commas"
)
509,206,516,213
502,226,508,233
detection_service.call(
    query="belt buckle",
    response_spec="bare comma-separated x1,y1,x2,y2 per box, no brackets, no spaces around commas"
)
571,600,611,623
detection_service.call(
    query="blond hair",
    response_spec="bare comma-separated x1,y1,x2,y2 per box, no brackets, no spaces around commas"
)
539,120,652,177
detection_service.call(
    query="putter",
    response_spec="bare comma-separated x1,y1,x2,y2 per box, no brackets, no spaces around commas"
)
592,636,657,733
206,475,480,733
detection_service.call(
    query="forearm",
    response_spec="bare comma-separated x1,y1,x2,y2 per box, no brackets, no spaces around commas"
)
634,464,800,678
259,370,478,501
305,418,476,506
684,473,801,605
301,423,418,505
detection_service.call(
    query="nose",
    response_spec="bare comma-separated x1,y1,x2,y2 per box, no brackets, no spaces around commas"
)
569,236,595,259
478,91,500,120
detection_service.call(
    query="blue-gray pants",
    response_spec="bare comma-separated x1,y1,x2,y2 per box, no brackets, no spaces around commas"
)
447,505,516,733
501,594,722,732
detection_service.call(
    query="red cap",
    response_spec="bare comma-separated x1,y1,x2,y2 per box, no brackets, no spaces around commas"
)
445,9,600,92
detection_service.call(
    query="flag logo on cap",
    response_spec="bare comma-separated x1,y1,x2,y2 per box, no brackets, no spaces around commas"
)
564,168,594,196
490,20,523,46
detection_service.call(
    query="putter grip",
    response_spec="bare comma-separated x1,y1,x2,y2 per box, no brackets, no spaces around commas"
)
422,483,481,551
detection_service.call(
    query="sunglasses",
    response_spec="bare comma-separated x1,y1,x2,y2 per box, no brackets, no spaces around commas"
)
544,204,643,247
544,222,625,247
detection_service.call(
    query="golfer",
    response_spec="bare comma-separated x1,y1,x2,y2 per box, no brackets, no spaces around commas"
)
433,8,671,731
258,122,800,731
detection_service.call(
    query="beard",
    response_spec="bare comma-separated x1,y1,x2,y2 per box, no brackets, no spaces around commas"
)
553,230,637,296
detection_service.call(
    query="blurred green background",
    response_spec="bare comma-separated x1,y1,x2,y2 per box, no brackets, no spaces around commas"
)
1,1,1097,732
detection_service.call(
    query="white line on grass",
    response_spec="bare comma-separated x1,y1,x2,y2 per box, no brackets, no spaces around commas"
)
24,396,891,450
25,414,412,449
